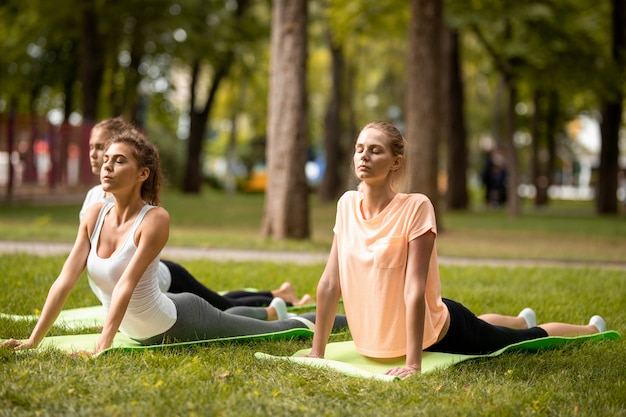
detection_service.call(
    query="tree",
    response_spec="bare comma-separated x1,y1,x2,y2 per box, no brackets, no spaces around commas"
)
442,27,468,210
597,0,625,214
79,0,104,122
406,0,443,218
322,0,410,197
318,26,346,202
470,20,522,216
179,0,253,193
261,0,310,240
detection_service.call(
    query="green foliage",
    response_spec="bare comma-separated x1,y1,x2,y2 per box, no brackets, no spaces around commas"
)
0,256,624,416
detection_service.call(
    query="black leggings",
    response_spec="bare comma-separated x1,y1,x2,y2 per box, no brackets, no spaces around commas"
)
162,260,277,310
425,299,548,355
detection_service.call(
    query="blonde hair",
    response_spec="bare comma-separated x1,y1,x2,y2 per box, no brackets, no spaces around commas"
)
357,121,409,192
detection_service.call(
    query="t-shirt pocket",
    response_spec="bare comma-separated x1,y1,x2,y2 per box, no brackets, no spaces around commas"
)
373,236,406,269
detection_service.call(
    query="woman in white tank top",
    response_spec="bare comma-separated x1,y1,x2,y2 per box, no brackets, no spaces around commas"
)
80,117,312,309
2,128,346,355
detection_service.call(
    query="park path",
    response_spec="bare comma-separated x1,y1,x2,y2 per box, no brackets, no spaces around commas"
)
0,240,624,270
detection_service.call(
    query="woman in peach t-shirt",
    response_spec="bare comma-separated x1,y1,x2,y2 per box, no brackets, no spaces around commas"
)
307,120,607,379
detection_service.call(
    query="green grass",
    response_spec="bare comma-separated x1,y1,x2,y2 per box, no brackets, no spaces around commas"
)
1,189,625,263
1,190,625,415
1,255,624,416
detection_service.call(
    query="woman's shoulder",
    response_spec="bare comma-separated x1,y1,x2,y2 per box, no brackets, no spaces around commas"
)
398,192,432,204
337,190,360,207
83,201,107,223
144,205,170,224
339,190,359,201
396,193,435,215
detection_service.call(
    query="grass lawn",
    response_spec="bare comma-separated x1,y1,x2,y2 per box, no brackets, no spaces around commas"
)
0,188,625,263
0,190,625,416
0,255,624,417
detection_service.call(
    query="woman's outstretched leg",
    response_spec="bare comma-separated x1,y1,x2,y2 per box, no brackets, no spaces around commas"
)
479,308,606,336
479,308,536,329
163,260,234,310
540,316,605,337
144,293,348,344
225,298,289,321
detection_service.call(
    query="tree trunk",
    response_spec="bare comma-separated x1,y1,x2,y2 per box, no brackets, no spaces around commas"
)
503,77,520,217
80,0,103,122
319,30,344,203
183,56,233,193
597,100,621,213
596,0,625,214
534,90,559,207
261,0,309,240
181,1,250,194
545,91,558,200
531,90,548,207
80,0,104,185
406,0,443,215
125,26,144,126
442,27,468,210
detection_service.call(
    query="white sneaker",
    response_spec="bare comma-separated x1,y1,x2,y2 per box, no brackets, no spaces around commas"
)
518,308,537,328
589,315,606,332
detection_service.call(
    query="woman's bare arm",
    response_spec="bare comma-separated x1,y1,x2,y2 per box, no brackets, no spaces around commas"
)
307,236,342,358
95,207,170,353
385,231,434,378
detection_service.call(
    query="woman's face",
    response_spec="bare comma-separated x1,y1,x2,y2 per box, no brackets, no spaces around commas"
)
88,128,109,175
353,128,400,184
100,142,147,194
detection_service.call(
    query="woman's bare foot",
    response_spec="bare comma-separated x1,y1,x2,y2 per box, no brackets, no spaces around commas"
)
294,294,313,306
272,282,299,304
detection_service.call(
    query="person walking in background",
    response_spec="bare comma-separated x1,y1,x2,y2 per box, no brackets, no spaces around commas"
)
481,149,508,208
81,117,312,309
305,120,606,379
1,128,345,354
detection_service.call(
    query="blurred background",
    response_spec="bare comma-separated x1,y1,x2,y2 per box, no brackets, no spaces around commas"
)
0,0,624,235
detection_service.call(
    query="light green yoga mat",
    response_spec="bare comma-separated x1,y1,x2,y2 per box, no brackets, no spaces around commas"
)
0,294,316,331
1,301,318,356
254,331,622,382
0,306,107,330
1,328,314,356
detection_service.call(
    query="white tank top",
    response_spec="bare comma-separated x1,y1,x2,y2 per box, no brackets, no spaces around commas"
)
81,186,172,292
87,203,176,339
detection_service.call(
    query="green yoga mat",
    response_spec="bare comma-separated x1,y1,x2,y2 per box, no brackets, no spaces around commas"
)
1,300,318,356
255,331,622,382
0,306,107,330
1,327,314,357
0,294,316,331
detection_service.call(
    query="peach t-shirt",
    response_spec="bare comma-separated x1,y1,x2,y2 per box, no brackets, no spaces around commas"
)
333,191,449,358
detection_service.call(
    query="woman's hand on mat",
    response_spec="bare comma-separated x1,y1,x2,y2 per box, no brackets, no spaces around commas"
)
300,353,324,359
0,338,35,350
384,365,420,379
